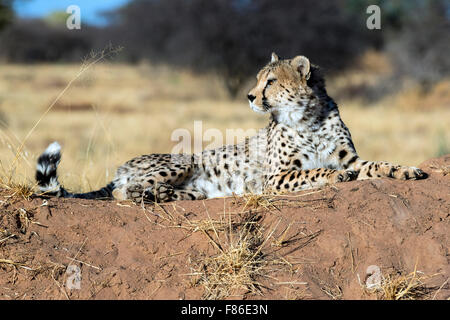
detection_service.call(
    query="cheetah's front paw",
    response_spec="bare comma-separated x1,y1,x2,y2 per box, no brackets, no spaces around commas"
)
153,182,174,202
390,166,428,180
333,170,358,183
126,184,145,201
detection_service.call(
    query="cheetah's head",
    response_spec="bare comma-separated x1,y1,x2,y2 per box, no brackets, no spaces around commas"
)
247,53,325,122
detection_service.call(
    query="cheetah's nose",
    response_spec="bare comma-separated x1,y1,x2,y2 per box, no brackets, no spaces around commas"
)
247,94,256,102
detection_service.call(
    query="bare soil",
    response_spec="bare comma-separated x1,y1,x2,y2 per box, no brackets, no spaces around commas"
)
0,155,449,300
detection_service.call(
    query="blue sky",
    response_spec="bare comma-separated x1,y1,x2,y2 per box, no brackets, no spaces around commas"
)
14,0,131,25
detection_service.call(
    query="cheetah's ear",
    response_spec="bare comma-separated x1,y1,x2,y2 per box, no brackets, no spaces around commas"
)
271,52,279,63
291,55,311,80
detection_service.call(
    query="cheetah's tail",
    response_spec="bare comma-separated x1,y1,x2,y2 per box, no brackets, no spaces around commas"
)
35,142,115,200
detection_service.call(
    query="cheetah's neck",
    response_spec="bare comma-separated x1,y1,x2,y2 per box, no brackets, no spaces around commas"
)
270,95,339,133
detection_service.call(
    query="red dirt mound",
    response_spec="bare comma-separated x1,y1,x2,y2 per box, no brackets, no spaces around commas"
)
0,155,449,300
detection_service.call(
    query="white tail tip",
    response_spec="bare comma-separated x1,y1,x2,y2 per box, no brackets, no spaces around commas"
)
44,141,61,155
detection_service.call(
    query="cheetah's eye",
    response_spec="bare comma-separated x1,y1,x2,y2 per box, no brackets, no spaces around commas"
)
266,79,276,86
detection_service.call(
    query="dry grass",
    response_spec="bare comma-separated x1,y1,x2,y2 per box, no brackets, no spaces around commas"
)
159,197,324,300
238,193,280,212
0,180,34,201
0,137,34,201
390,80,450,111
151,200,297,300
378,272,431,300
235,189,335,213
0,258,26,268
364,264,441,300
0,46,122,195
187,212,301,300
191,212,267,299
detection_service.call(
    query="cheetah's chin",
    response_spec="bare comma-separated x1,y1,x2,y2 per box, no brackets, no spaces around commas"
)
249,102,269,114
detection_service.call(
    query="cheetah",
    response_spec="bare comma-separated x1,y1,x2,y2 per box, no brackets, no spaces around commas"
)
35,53,427,203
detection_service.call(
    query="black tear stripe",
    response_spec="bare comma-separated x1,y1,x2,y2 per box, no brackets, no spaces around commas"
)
262,79,272,110
344,155,359,169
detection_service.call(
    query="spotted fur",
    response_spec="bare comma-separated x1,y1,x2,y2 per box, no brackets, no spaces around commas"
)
35,53,427,202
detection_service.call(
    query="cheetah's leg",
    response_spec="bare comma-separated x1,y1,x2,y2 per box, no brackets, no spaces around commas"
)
338,153,427,180
146,182,206,202
126,182,206,203
113,154,199,203
169,187,207,201
265,168,358,193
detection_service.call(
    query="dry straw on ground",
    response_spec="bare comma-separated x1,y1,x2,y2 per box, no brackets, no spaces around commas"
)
190,212,268,299
150,193,325,300
362,262,441,300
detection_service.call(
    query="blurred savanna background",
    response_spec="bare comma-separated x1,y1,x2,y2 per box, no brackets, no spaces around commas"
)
0,0,449,192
